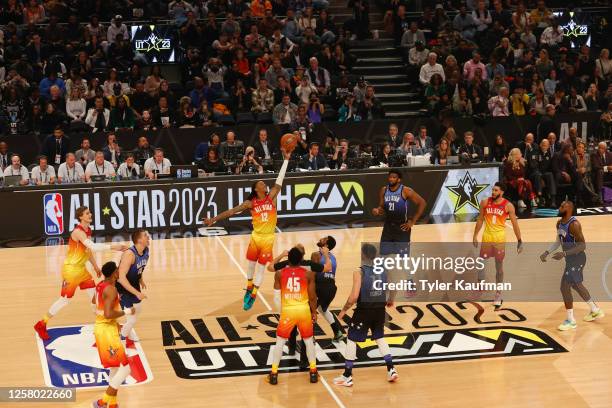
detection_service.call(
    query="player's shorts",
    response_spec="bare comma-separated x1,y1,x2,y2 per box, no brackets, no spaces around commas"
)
380,222,411,256
563,252,586,284
246,233,275,265
347,307,386,342
480,242,506,262
316,278,337,312
119,292,141,308
61,265,95,298
94,321,129,368
277,306,313,340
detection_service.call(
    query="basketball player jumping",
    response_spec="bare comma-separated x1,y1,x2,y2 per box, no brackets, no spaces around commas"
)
34,206,127,341
204,150,291,310
116,229,150,347
92,261,134,408
540,201,604,331
269,247,319,385
334,243,398,387
372,170,426,255
473,182,522,310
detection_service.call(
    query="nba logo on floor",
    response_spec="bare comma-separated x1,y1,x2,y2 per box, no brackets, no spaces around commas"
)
36,325,153,388
43,193,64,235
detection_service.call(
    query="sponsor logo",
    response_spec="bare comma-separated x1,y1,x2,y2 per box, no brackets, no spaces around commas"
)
36,325,153,388
445,172,488,213
43,193,64,235
164,324,565,379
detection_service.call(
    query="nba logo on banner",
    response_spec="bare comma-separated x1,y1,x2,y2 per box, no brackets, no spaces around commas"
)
36,325,153,388
43,193,64,235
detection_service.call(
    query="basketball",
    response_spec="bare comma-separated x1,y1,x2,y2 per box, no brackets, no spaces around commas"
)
280,133,298,154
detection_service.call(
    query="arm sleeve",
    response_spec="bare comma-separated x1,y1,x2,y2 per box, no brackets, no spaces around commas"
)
275,159,289,186
82,239,112,252
274,260,288,270
547,236,562,253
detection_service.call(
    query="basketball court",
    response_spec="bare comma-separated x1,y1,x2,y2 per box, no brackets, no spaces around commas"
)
2,215,612,407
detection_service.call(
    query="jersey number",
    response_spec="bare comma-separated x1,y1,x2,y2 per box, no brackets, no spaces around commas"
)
286,277,301,292
388,202,395,211
492,215,497,224
261,212,268,222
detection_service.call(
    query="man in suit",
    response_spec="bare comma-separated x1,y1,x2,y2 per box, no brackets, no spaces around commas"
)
416,125,433,154
300,142,328,170
590,141,612,197
527,138,557,207
547,132,561,156
517,133,535,157
0,142,12,172
219,130,245,161
253,129,276,162
458,131,484,163
386,123,402,149
41,125,70,165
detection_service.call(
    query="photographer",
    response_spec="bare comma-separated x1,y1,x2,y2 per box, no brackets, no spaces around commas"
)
307,94,324,124
236,146,264,174
330,138,355,170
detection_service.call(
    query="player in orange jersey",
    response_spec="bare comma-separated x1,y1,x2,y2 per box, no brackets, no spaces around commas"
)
473,182,522,310
268,246,319,385
204,150,291,310
34,206,128,341
92,261,134,408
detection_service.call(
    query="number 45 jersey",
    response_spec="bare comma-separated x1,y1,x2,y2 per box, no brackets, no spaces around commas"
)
277,265,313,339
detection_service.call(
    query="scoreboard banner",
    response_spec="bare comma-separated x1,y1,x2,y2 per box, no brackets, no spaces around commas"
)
0,165,500,240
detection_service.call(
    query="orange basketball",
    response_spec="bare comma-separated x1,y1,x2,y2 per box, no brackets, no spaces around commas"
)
280,133,298,153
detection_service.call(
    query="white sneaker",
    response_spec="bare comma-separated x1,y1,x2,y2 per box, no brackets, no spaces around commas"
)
387,368,399,382
584,309,605,322
333,374,353,387
558,319,577,331
518,200,527,209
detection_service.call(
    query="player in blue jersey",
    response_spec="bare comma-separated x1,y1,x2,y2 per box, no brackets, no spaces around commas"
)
540,201,604,331
312,235,344,341
372,170,426,255
116,229,150,347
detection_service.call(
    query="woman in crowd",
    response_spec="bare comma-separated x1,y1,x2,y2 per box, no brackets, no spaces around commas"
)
430,138,451,165
489,134,508,162
377,142,392,165
198,148,227,175
236,146,263,174
504,147,536,208
145,65,163,97
574,141,601,205
177,96,198,128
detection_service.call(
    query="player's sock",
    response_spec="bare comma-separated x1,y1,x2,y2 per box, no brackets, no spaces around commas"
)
107,395,117,405
586,300,599,313
375,338,394,369
42,313,51,324
567,309,575,322
252,263,266,297
303,337,317,371
271,337,286,373
251,286,259,298
121,312,138,339
246,279,254,292
343,360,354,377
101,392,112,404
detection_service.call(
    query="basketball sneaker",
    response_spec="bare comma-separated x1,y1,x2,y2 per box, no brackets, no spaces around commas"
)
309,370,319,383
583,309,605,322
243,294,256,310
333,375,353,387
333,330,345,342
387,367,399,382
493,292,503,311
34,320,50,341
268,373,278,385
558,319,577,331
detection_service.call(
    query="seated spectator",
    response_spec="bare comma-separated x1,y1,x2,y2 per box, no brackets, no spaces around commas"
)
472,0,492,34
144,148,171,179
295,77,318,106
358,86,384,120
338,95,359,123
527,138,556,207
416,126,434,154
419,52,445,86
236,146,264,174
198,148,227,174
117,153,141,180
265,58,290,90
505,148,536,208
562,87,587,113
431,138,451,165
109,97,136,130
591,141,612,198
353,77,368,104
75,138,96,168
330,139,355,169
305,57,330,96
516,133,536,157
540,20,563,48
85,96,110,133
133,136,155,163
85,151,116,181
408,41,429,79
177,96,198,128
377,143,393,165
529,88,547,116
584,84,602,112
66,88,87,124
254,129,275,161
273,94,298,125
219,130,245,161
401,22,425,50
3,153,29,185
489,134,508,162
424,74,446,113
252,78,275,113
39,71,65,100
575,141,601,205
453,5,477,41
203,58,227,99
145,65,163,97
131,81,154,115
510,86,530,116
459,131,484,163
136,110,157,131
107,15,129,44
453,87,473,117
398,132,423,156
488,87,510,116
57,153,85,184
300,142,328,170
307,94,325,124
463,51,487,82
102,133,123,169
41,126,70,166
552,144,582,201
151,96,175,128
386,123,401,149
30,155,55,185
